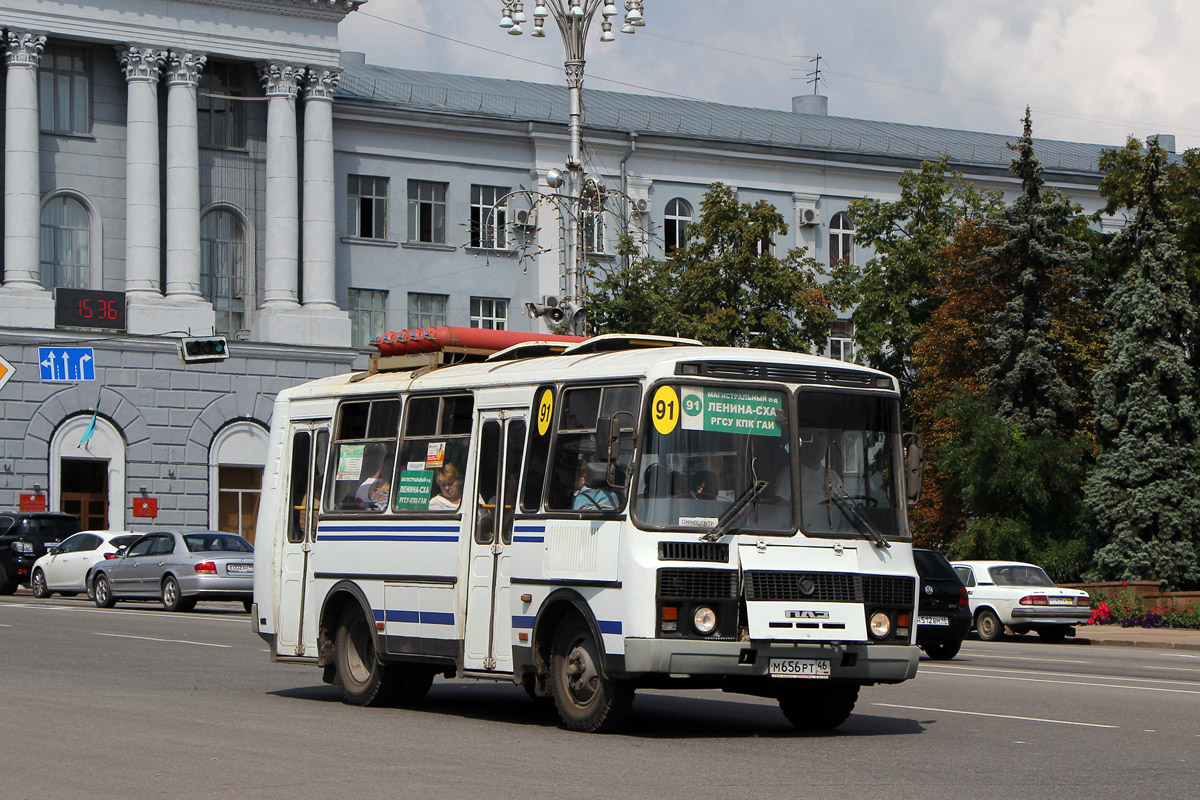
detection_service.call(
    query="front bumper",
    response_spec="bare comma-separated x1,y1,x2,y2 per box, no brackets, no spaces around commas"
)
622,637,919,684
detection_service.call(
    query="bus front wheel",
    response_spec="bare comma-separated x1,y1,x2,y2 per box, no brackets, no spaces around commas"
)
778,682,859,731
548,619,633,733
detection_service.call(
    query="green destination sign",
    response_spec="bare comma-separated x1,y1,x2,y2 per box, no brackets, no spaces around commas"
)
394,470,434,510
681,386,782,437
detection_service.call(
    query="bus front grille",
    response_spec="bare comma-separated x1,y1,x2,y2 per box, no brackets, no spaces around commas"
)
657,568,739,599
658,541,730,563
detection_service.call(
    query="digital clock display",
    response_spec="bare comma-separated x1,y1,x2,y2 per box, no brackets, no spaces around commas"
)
55,288,127,331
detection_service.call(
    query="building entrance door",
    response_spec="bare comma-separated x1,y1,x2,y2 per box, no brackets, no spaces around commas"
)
60,459,108,529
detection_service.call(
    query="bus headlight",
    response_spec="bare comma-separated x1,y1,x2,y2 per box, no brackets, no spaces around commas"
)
869,611,892,639
693,606,718,635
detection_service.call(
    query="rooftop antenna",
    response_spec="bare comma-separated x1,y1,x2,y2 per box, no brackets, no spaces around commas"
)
807,54,824,95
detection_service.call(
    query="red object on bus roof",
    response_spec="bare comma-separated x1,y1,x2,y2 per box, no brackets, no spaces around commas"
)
373,326,585,357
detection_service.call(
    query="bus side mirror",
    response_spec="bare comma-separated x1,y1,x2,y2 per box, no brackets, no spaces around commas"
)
903,433,923,506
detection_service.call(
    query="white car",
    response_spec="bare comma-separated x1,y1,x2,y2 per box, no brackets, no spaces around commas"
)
950,560,1090,643
29,530,140,599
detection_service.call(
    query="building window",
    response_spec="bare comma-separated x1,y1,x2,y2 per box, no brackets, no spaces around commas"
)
198,61,248,149
470,185,509,249
663,197,691,254
349,288,389,348
828,318,855,362
408,180,447,244
201,208,248,337
348,175,388,240
217,466,262,543
470,297,508,330
583,209,605,254
39,45,90,135
408,292,447,328
40,196,91,290
830,211,854,267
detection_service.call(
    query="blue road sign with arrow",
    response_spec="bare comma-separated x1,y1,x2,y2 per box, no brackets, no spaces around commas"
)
39,347,96,381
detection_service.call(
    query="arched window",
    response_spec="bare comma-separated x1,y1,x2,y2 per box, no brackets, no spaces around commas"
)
210,422,269,544
201,207,248,336
829,211,854,267
40,195,92,289
664,197,692,254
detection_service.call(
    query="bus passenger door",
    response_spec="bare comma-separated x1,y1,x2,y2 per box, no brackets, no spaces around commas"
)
277,423,328,657
464,410,526,673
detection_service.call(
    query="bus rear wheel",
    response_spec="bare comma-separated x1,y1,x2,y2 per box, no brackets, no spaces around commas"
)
549,619,633,733
335,606,390,706
778,682,859,731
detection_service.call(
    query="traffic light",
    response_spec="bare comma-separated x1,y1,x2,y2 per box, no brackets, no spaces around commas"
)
180,336,229,364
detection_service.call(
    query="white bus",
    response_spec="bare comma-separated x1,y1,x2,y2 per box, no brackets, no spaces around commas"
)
252,327,923,732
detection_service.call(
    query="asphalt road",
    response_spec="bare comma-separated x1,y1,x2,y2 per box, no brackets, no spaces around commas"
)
2,595,1198,800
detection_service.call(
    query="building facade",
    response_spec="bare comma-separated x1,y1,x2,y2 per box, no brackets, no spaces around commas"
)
0,0,1125,538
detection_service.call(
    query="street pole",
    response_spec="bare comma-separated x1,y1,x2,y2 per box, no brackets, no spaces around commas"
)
498,0,646,334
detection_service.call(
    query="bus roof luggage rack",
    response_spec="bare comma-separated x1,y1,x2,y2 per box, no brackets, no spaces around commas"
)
368,326,585,372
560,333,701,355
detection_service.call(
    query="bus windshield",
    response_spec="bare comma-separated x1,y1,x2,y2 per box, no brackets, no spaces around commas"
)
796,390,905,541
634,385,794,534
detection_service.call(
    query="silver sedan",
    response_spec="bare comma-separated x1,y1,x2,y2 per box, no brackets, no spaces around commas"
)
91,530,254,612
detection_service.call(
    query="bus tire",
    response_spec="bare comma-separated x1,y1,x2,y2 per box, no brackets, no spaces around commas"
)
778,682,859,731
549,619,633,733
335,605,391,706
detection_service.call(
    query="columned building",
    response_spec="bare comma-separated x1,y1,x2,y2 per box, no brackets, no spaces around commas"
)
0,0,1127,539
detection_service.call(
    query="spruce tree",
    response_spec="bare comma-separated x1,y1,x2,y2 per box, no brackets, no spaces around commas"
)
979,109,1094,436
1085,137,1200,588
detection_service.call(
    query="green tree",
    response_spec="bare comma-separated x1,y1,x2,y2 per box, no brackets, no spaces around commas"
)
1085,137,1200,588
586,183,832,351
827,157,1002,398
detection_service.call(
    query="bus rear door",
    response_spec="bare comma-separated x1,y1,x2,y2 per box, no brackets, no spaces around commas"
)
463,409,526,672
277,422,328,657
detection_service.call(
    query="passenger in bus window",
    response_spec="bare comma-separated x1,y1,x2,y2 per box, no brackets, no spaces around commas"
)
574,460,618,510
428,463,463,510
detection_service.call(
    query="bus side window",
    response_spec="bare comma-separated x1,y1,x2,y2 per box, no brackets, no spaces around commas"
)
394,394,474,513
522,385,554,512
326,398,401,513
545,384,640,512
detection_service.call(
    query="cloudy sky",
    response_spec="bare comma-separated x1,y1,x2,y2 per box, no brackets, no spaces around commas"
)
339,1,1200,152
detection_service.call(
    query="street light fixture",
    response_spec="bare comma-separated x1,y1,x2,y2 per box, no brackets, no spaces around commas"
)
498,0,647,334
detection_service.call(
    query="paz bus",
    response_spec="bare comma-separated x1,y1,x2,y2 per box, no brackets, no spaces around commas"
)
251,326,923,732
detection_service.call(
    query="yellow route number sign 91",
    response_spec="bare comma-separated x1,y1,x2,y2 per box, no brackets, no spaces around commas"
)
537,388,554,436
651,385,680,435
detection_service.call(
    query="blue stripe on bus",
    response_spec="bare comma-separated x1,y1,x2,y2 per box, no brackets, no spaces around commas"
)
317,534,459,542
376,609,455,626
513,536,545,543
513,615,535,628
514,524,546,532
598,620,623,635
318,525,460,533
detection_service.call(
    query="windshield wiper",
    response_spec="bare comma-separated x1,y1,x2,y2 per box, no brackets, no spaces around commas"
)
827,483,890,549
700,480,768,543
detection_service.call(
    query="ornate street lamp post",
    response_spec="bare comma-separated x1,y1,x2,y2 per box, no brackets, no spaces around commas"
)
498,1,646,333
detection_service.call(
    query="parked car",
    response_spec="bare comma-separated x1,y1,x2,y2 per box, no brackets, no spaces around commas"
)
913,548,971,660
0,512,82,594
951,560,1090,643
91,530,254,612
29,530,141,598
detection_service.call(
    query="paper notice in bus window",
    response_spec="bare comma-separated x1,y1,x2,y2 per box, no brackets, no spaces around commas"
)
425,442,446,468
680,386,782,437
406,461,426,472
335,444,365,481
395,470,434,510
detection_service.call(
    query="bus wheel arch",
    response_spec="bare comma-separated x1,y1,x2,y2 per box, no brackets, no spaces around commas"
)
529,590,607,686
318,582,377,674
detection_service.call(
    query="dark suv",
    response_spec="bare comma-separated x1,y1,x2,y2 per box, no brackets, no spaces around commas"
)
0,512,83,594
913,548,972,660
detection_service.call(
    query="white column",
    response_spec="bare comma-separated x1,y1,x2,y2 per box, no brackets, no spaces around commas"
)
156,50,214,335
117,46,166,295
0,31,55,327
260,62,302,309
165,51,205,299
302,68,339,308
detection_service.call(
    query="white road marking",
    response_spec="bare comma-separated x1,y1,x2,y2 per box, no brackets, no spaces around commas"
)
929,663,1200,688
960,653,1091,665
922,668,1200,695
874,703,1118,728
95,632,231,648
3,602,248,623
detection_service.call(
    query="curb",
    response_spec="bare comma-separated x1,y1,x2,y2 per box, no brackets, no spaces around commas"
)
1076,636,1200,652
